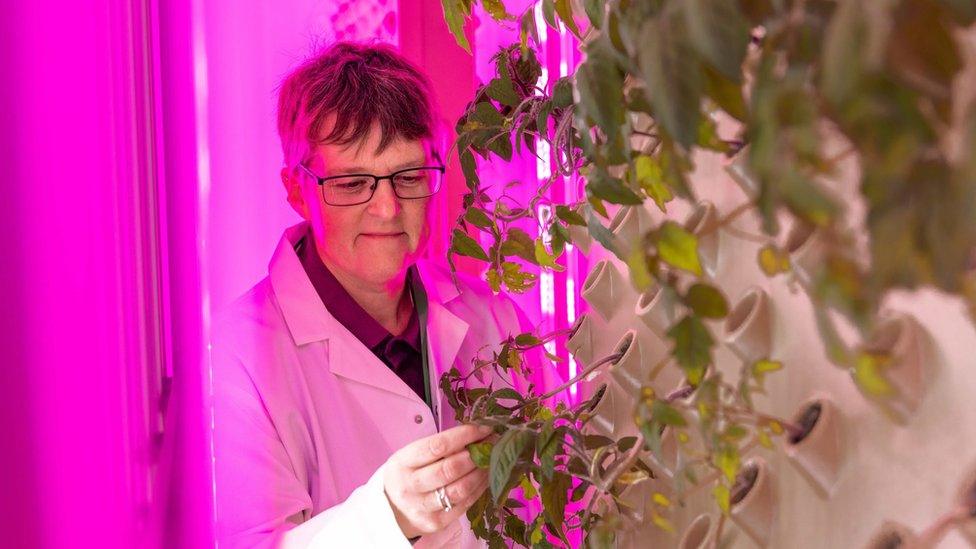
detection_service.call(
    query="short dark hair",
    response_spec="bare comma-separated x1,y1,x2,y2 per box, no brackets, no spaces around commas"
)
276,41,439,167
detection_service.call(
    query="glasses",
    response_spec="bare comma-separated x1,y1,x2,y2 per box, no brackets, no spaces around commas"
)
298,162,445,207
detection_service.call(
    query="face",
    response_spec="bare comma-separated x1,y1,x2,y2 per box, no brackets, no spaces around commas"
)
282,123,434,290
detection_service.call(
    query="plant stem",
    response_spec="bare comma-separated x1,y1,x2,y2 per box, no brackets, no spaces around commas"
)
516,351,625,410
597,434,646,491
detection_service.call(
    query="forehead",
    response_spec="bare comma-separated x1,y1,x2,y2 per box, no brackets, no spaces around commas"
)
307,118,429,174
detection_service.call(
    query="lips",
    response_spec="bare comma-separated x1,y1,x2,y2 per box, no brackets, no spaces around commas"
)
361,232,405,237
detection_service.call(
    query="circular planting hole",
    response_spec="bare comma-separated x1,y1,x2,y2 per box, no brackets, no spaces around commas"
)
731,462,759,506
612,332,635,365
726,291,758,334
684,203,711,234
864,319,902,355
785,222,815,254
609,207,630,233
585,384,608,414
568,315,587,341
582,262,607,293
637,286,662,310
667,384,697,402
873,530,904,549
789,402,822,445
681,514,712,549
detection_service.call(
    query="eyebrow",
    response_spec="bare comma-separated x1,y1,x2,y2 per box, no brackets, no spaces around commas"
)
330,157,429,175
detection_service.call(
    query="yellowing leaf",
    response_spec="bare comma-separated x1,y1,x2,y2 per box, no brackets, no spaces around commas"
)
519,474,537,499
758,245,791,276
758,429,773,449
652,492,671,507
468,441,493,469
713,484,731,515
530,522,544,544
751,359,784,387
768,420,784,435
853,352,895,397
714,446,740,483
657,221,702,275
651,510,676,533
635,155,673,212
616,470,651,485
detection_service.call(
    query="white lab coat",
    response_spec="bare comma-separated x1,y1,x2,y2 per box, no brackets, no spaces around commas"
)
212,221,560,548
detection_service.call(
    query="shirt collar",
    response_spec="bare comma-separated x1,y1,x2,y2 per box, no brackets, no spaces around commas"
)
296,225,420,351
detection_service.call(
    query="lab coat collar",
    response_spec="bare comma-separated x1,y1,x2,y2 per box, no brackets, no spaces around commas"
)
269,221,469,426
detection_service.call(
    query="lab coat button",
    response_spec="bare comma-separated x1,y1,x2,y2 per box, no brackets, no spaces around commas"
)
414,414,423,424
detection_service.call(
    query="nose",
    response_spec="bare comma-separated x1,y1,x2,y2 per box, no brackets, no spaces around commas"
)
366,177,401,219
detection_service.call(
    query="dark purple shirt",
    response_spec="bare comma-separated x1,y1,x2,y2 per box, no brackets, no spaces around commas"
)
295,230,427,404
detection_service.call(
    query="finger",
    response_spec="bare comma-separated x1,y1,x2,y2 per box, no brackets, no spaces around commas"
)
397,423,493,469
439,473,490,523
420,467,489,513
410,449,479,493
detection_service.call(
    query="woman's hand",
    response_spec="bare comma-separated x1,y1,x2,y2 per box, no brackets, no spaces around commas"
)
382,423,494,539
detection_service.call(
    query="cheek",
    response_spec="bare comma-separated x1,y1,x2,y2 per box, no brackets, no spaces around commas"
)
317,209,358,257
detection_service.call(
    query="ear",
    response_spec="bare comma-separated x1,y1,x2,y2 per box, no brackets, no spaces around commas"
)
281,166,310,220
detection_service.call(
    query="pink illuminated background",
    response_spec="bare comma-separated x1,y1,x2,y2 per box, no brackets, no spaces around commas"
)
0,0,587,546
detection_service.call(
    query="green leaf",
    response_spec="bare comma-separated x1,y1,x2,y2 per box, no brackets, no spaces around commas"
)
583,0,604,28
577,37,625,138
703,63,747,121
500,227,538,263
551,76,574,109
440,0,471,53
821,0,869,106
537,420,560,480
656,221,702,275
464,207,494,230
468,441,493,469
487,132,513,162
555,205,586,226
554,0,581,38
489,429,535,503
504,515,528,545
586,211,620,258
482,0,515,21
541,0,557,29
459,149,479,190
520,9,540,54
666,315,714,385
587,167,644,205
651,400,687,426
682,0,750,81
887,0,962,100
452,229,489,261
515,333,542,346
486,75,520,108
467,101,505,129
684,283,728,318
639,14,702,148
540,471,572,529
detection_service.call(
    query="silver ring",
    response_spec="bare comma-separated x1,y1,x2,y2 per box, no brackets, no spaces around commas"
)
435,486,453,512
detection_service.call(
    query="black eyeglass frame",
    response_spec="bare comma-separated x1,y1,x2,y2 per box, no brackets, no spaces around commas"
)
297,161,446,207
